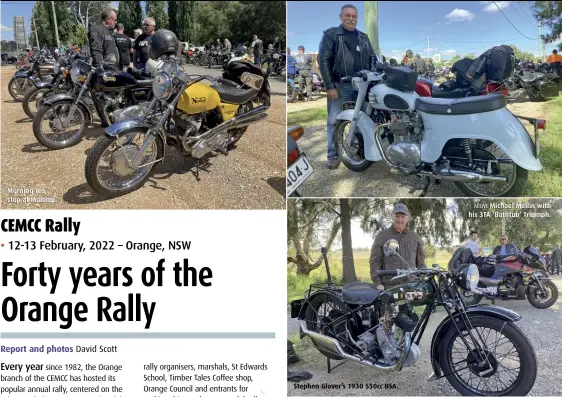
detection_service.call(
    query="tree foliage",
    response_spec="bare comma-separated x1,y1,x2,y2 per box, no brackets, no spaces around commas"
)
145,1,168,30
116,1,139,37
509,44,536,60
529,1,562,50
166,1,285,47
69,1,111,28
32,1,73,47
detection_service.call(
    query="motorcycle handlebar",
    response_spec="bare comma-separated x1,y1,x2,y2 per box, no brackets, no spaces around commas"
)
376,270,399,276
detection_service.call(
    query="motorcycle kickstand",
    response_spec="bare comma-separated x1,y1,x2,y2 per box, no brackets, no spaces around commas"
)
326,356,347,374
419,176,431,197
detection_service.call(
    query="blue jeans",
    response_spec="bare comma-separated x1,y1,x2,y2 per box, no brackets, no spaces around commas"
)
327,81,358,160
253,54,261,66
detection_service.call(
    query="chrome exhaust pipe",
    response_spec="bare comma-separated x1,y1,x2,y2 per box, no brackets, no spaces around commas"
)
421,169,508,183
186,105,268,142
299,320,412,372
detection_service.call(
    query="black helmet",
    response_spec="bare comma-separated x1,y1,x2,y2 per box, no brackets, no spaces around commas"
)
149,29,179,60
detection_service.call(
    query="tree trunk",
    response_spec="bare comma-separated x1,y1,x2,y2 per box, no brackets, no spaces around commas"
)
340,199,357,283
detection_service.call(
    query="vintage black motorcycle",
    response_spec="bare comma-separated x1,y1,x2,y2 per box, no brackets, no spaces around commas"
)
8,52,55,101
32,57,153,150
290,241,537,396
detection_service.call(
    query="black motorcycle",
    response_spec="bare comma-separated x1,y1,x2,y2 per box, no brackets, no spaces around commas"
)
290,241,537,396
8,53,55,101
21,54,81,119
32,57,153,150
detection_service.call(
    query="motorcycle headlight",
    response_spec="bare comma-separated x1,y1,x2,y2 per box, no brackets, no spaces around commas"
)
152,71,173,100
455,263,479,291
70,62,87,84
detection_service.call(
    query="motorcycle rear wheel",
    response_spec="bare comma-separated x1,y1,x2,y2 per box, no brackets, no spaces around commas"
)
527,279,558,309
439,315,537,396
8,77,32,101
22,86,51,119
334,119,374,172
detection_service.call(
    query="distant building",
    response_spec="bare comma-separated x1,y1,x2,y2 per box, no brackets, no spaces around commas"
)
13,16,27,49
6,41,18,52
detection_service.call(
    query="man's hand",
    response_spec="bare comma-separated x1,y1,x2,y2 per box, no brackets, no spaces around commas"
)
376,285,384,290
327,88,339,100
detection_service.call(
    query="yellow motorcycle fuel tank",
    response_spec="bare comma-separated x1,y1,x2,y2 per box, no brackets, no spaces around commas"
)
177,82,221,114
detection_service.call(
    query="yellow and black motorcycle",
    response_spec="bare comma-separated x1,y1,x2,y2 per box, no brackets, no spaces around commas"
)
84,57,270,197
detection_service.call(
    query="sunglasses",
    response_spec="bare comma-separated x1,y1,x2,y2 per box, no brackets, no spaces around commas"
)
142,23,153,27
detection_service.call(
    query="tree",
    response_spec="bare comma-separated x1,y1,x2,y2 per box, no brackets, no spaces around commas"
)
340,199,357,283
451,54,462,63
68,24,89,47
509,44,536,60
32,1,73,47
529,1,562,50
146,1,168,29
116,1,138,37
167,1,178,36
69,1,111,28
134,1,143,23
463,53,476,59
1,40,7,52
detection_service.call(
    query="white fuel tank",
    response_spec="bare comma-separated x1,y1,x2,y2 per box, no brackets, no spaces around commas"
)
369,84,419,111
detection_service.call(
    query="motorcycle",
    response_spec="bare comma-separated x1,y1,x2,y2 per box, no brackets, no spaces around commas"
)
287,126,313,197
32,57,153,150
455,246,558,309
84,58,271,198
334,63,547,197
416,77,508,99
8,53,55,101
21,54,79,119
290,240,537,396
506,68,560,102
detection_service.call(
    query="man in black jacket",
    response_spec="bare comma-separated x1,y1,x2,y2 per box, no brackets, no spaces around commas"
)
88,8,120,68
318,4,376,169
552,244,562,275
114,23,132,71
493,234,519,256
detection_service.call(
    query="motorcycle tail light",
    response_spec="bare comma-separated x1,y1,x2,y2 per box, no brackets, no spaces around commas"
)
535,119,546,130
288,126,304,141
287,149,299,165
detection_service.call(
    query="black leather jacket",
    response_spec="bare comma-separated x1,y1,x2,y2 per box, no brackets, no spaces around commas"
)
318,25,375,90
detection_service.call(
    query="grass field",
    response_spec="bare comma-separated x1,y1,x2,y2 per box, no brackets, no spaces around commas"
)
524,93,562,197
287,108,327,127
287,249,451,304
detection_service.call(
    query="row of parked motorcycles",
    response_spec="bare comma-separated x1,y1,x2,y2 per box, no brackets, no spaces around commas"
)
7,36,272,198
290,239,558,396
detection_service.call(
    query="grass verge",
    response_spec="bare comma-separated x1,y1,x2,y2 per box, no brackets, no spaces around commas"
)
287,107,327,128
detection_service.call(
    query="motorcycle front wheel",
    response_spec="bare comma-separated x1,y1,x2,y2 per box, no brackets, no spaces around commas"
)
527,279,558,309
439,315,537,396
33,101,89,149
22,86,51,119
8,77,32,101
334,119,374,172
85,129,164,197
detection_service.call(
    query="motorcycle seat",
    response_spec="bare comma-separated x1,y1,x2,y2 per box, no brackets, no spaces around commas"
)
136,79,152,87
211,83,256,105
342,282,382,305
415,94,506,115
521,72,544,83
431,85,472,98
496,254,519,262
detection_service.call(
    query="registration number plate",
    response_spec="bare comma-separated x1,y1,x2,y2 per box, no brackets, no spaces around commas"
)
287,154,313,196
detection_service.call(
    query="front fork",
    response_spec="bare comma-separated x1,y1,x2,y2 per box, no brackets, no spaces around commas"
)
63,74,92,127
530,273,548,295
344,82,369,147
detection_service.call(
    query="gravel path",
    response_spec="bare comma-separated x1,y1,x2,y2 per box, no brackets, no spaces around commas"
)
288,97,548,198
0,65,286,209
287,276,562,396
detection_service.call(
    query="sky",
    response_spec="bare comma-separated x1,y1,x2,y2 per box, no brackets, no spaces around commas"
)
287,1,561,60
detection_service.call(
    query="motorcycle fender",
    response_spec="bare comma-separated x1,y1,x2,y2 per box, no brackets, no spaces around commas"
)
419,107,542,171
336,109,382,161
104,119,150,138
14,70,31,78
43,94,93,124
430,306,521,376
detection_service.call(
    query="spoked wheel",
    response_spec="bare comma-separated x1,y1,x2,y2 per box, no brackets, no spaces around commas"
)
32,102,88,149
304,293,354,361
439,316,537,396
22,86,51,119
8,77,33,101
85,129,164,197
444,143,528,197
287,83,298,103
527,279,558,309
334,119,373,172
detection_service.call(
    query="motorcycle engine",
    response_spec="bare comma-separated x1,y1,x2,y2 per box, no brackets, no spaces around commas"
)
384,111,424,172
499,275,519,295
102,91,125,123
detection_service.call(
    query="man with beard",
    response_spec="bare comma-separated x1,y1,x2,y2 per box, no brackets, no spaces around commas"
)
88,8,120,68
134,17,156,71
318,4,376,169
370,203,426,290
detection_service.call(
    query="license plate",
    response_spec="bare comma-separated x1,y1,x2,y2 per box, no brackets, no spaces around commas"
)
287,154,313,196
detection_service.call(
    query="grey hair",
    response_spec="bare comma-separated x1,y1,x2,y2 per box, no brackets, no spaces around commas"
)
101,8,115,21
340,4,358,14
144,17,155,26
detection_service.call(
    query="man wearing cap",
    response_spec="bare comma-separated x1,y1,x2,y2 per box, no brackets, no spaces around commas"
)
295,45,314,101
369,203,426,290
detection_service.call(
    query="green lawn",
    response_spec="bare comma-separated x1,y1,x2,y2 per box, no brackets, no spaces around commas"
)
287,249,450,304
524,93,562,197
287,108,327,128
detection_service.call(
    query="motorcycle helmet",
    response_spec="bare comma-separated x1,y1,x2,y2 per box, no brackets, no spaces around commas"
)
149,29,179,60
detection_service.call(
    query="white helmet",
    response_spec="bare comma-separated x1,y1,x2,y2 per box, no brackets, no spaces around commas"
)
145,58,164,77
